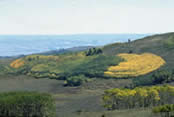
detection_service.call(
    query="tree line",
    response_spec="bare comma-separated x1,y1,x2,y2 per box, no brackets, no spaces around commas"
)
133,69,174,87
103,85,174,110
0,92,56,117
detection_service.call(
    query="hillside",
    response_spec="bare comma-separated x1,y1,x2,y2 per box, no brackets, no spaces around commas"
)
1,32,174,117
1,33,173,85
6,33,173,79
103,32,174,69
102,32,174,86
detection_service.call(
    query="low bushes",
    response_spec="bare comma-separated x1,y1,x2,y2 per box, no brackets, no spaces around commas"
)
0,92,56,117
64,75,91,86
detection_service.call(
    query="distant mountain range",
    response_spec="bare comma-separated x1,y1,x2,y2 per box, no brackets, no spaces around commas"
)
0,34,150,57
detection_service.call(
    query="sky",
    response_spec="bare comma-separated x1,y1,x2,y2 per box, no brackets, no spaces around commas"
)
0,0,174,35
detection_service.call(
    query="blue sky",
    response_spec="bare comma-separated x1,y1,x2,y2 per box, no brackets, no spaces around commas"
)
0,0,174,34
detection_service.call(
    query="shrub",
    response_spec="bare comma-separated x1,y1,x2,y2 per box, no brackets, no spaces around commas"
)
153,70,173,84
0,92,56,117
64,75,91,86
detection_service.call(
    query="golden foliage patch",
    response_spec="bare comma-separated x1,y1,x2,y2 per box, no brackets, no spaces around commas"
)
10,59,25,68
103,85,174,110
104,53,166,78
25,55,59,61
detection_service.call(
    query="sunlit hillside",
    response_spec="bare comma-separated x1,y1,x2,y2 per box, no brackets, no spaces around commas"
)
9,51,122,79
104,53,165,78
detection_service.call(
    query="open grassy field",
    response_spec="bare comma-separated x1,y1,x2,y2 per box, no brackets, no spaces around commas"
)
0,74,167,117
64,109,153,117
0,75,136,117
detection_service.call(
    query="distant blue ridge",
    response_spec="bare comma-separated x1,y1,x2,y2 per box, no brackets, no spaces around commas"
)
0,34,150,56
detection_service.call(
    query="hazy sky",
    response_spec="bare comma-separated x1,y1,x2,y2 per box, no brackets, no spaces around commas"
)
0,0,174,34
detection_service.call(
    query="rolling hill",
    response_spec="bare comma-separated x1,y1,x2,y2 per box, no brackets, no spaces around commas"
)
102,32,174,86
1,32,174,117
103,32,174,69
6,33,174,80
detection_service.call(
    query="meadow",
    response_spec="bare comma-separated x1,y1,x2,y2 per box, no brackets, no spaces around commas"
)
0,75,133,117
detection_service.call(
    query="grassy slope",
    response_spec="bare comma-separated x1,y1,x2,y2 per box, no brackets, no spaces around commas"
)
8,52,123,79
103,32,174,69
102,32,174,86
7,32,174,79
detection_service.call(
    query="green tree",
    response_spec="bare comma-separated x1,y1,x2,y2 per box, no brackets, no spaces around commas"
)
153,70,173,84
85,48,103,56
0,92,56,117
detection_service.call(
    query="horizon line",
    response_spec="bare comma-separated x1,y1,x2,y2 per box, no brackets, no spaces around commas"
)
0,33,155,36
